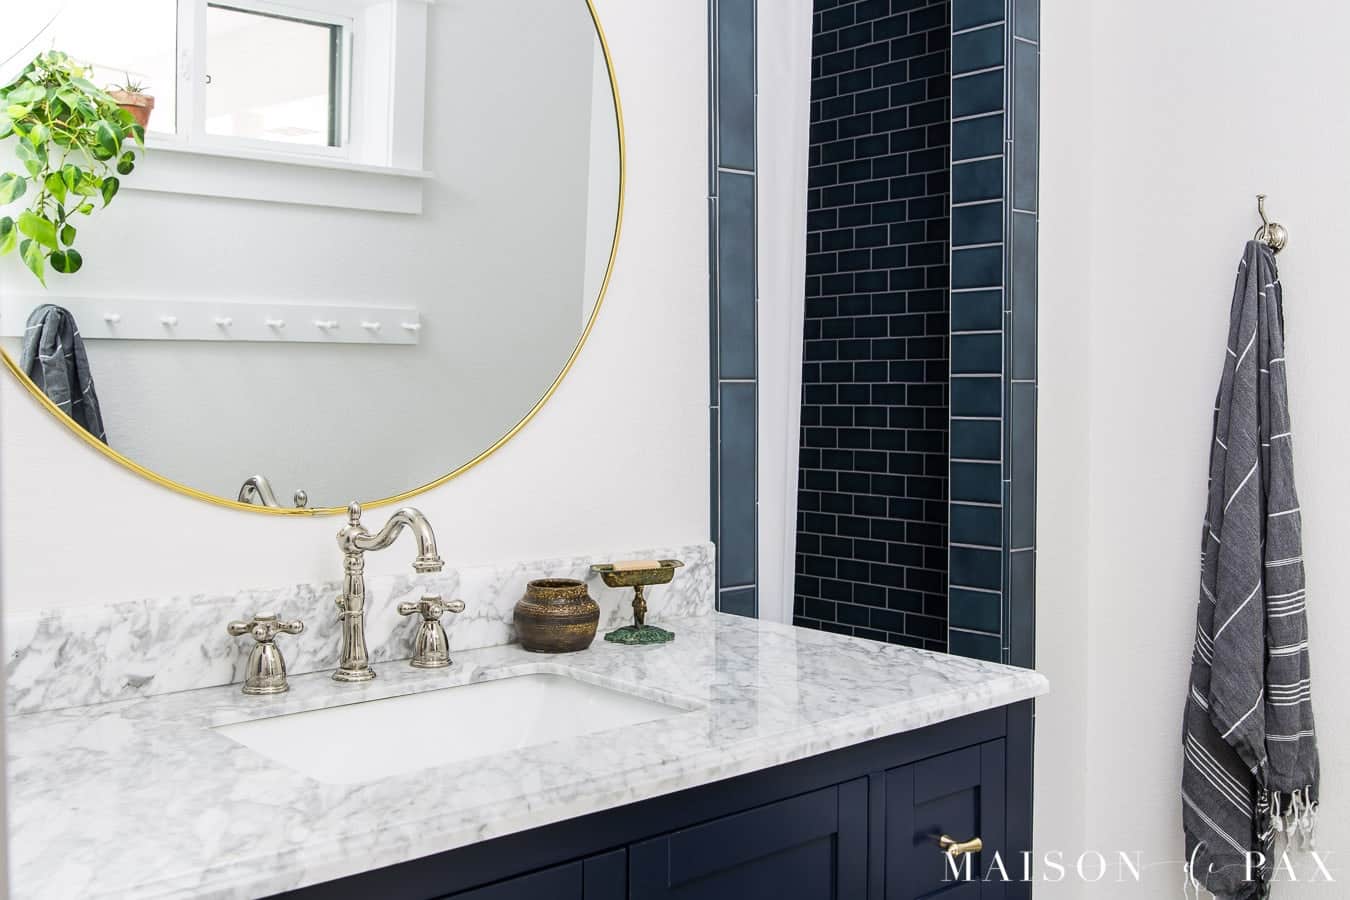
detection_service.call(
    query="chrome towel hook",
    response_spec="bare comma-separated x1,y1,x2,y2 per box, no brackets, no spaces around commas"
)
1254,194,1288,253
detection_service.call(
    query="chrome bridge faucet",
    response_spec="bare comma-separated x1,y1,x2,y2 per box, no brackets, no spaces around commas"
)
334,501,445,682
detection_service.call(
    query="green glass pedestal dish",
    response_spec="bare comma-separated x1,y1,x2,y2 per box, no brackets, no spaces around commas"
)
604,623,675,645
592,559,683,646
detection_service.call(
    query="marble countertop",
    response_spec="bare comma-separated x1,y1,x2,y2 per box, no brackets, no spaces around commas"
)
7,614,1048,899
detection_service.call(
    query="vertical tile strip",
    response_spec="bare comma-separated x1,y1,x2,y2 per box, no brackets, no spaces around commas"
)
947,0,1037,667
710,0,759,616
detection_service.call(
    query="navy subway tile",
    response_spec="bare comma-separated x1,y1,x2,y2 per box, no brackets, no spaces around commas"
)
952,69,1005,119
1007,550,1035,667
952,24,1004,74
952,114,1004,161
950,587,1001,633
1009,382,1036,549
1013,0,1040,41
951,503,1002,547
949,629,1001,662
717,172,757,380
951,246,1003,289
718,382,756,589
953,0,1004,31
952,157,1003,204
951,332,1002,374
951,461,1001,503
719,586,758,618
1010,210,1037,379
951,289,1003,331
1012,38,1039,211
951,375,1001,417
951,419,1001,460
716,0,756,171
950,545,1002,591
952,201,1004,246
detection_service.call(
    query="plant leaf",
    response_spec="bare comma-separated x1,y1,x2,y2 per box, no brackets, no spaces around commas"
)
19,239,46,286
0,114,12,139
71,169,98,197
100,176,119,207
14,141,44,178
44,171,68,205
116,151,135,176
5,105,30,121
0,173,26,204
25,122,49,148
77,203,95,216
18,210,57,251
59,223,76,247
0,217,15,256
70,77,103,98
50,248,82,274
95,120,121,157
7,83,44,104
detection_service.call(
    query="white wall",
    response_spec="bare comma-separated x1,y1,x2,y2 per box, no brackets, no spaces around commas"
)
1038,1,1348,894
0,0,612,506
755,0,812,624
0,0,710,612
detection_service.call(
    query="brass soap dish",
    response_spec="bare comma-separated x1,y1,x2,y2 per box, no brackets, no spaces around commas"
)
592,559,684,645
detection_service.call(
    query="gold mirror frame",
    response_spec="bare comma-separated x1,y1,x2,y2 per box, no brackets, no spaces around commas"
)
0,0,625,517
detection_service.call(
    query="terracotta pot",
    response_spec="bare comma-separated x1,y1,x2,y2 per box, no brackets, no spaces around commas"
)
109,91,154,129
513,578,599,653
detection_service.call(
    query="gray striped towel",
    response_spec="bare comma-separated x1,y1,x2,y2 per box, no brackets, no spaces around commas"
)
1182,241,1319,899
18,304,107,444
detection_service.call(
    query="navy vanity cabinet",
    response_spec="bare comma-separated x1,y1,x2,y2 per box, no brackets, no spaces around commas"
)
443,850,625,900
443,861,580,900
886,741,1007,899
629,780,868,899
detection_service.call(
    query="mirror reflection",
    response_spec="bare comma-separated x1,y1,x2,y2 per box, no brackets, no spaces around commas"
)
0,0,621,510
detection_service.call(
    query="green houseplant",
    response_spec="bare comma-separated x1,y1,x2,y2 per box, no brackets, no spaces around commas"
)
0,50,144,285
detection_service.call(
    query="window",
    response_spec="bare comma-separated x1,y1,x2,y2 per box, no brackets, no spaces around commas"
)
21,0,426,173
24,0,180,135
202,3,349,151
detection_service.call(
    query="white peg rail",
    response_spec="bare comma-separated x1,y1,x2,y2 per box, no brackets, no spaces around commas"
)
0,295,421,345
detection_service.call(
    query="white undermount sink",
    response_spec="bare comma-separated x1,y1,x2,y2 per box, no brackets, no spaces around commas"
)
215,673,689,785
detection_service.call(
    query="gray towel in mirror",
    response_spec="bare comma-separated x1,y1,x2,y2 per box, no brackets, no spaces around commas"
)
18,304,107,444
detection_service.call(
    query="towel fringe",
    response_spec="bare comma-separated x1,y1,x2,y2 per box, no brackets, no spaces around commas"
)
1260,788,1320,854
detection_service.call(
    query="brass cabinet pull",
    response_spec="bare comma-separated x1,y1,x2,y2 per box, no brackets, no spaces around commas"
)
939,835,983,857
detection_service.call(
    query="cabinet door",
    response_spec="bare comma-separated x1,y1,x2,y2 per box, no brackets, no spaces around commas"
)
441,862,580,900
630,779,867,900
885,741,1007,900
443,850,624,900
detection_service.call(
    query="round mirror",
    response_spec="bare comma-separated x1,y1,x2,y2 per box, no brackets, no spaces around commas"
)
0,0,622,514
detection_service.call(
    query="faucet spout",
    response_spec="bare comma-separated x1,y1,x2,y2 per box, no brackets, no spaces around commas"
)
347,506,444,572
332,501,444,683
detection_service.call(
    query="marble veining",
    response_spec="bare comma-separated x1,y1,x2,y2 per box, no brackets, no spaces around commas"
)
4,542,714,715
6,612,1049,899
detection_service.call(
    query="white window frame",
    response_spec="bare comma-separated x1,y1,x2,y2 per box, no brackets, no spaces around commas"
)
130,0,432,214
176,0,356,161
165,0,354,161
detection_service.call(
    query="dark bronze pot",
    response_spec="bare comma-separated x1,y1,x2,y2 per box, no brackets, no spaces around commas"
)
514,578,600,653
